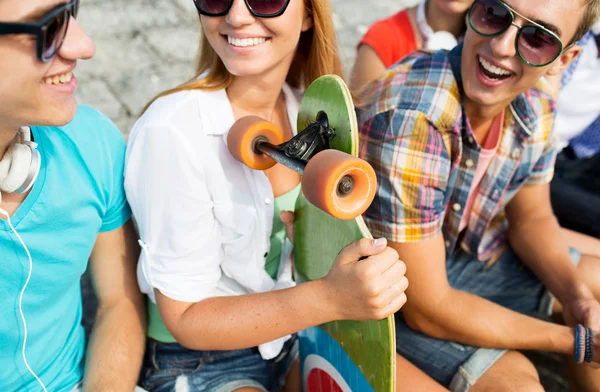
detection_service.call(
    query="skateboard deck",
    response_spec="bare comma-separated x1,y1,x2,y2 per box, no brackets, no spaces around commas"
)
293,75,396,392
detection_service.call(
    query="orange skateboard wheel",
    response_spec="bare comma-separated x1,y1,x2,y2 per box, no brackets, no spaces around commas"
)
228,116,285,170
302,150,377,220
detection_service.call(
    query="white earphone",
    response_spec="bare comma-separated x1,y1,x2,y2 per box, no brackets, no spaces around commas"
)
0,126,41,195
416,0,459,51
0,126,47,391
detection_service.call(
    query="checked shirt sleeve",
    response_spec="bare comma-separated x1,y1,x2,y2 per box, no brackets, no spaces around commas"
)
526,109,559,186
359,107,452,243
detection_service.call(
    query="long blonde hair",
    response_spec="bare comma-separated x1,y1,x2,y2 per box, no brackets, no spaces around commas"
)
143,0,343,111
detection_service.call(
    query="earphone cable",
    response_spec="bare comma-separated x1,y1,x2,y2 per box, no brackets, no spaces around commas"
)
0,208,48,392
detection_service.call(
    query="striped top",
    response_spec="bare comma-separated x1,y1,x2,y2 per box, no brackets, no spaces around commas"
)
357,44,557,261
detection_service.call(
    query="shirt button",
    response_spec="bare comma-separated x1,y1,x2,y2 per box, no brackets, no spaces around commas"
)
452,203,462,212
445,240,451,248
264,252,269,258
465,159,475,168
264,198,272,205
467,135,475,145
511,149,521,159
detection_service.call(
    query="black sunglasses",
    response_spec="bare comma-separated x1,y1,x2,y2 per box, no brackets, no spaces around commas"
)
0,0,79,63
468,0,565,67
194,0,291,18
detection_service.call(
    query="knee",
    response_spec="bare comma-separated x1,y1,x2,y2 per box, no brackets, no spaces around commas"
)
470,351,543,392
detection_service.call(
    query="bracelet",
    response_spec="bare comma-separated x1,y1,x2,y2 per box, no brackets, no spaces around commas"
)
575,324,585,364
585,327,594,363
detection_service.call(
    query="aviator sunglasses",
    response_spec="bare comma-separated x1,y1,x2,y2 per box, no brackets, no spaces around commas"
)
0,0,79,63
194,0,291,18
468,0,566,67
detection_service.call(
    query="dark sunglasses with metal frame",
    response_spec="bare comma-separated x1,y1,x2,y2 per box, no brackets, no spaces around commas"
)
194,0,291,18
0,0,79,63
468,0,569,67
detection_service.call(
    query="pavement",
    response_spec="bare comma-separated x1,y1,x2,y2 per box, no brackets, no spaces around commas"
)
74,0,419,136
76,1,570,391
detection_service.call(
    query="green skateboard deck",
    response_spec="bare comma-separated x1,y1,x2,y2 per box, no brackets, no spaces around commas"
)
294,75,396,392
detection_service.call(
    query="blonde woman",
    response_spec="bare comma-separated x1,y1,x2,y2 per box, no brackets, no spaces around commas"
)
122,0,442,390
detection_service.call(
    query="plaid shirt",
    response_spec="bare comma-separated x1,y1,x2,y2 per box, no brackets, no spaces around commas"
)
357,44,557,261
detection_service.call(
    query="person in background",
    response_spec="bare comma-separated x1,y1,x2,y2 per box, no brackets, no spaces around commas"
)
350,0,473,92
548,24,600,245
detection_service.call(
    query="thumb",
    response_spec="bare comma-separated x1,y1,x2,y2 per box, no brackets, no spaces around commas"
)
280,210,295,242
336,237,387,266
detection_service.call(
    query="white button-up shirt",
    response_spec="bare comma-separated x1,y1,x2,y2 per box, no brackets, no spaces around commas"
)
124,83,301,359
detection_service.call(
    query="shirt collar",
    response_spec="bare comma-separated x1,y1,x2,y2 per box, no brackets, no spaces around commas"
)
202,82,300,137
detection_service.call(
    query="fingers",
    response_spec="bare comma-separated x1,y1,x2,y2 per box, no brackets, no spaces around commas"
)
280,210,295,224
280,210,295,243
383,292,408,317
354,245,400,278
336,237,388,266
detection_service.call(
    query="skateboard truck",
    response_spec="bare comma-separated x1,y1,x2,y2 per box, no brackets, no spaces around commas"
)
228,107,376,219
252,111,335,176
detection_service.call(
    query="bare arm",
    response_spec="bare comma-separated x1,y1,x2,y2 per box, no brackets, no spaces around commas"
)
157,239,408,351
506,183,594,305
389,233,575,356
83,220,147,391
350,44,387,94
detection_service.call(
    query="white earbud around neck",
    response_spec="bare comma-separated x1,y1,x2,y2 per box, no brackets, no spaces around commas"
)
416,0,459,51
0,127,41,195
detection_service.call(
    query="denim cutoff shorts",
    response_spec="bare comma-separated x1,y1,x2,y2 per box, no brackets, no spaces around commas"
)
395,246,581,392
139,335,298,392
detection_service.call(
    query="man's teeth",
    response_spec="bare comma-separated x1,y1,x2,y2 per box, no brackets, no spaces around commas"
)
479,57,511,77
227,36,266,47
43,72,73,85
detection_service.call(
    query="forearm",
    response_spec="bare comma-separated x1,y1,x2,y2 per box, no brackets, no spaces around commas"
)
169,279,335,350
83,299,146,391
508,214,591,302
407,288,575,355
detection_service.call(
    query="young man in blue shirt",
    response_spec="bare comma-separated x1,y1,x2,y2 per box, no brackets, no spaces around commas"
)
0,0,145,390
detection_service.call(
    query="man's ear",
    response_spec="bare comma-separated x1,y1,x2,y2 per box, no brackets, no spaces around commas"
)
546,45,582,76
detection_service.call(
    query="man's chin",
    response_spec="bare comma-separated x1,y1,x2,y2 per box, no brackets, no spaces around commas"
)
38,101,79,127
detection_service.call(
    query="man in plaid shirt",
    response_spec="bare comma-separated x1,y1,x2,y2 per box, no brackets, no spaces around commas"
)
358,0,600,390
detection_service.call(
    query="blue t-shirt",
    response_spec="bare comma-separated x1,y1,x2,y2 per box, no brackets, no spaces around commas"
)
0,106,131,391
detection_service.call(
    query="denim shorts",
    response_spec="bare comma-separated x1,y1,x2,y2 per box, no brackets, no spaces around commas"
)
139,335,298,392
395,246,581,392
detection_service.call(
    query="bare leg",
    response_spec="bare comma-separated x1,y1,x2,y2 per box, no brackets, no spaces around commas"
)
395,354,448,392
562,229,600,258
470,351,544,392
283,358,301,392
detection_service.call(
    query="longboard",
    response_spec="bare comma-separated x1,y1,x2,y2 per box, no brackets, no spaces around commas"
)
293,75,395,392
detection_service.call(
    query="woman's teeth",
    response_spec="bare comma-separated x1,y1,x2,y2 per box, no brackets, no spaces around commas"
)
43,72,73,85
227,36,267,47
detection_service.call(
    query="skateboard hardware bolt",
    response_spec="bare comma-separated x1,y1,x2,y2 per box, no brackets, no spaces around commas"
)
337,175,354,197
287,139,307,156
252,136,269,155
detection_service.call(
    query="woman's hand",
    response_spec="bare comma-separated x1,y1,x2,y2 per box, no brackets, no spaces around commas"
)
320,238,408,321
281,210,295,244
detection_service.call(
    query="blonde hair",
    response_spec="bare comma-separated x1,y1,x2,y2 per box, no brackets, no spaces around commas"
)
143,0,342,111
573,0,600,44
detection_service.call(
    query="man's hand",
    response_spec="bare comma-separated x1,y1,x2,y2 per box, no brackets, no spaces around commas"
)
563,295,600,330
